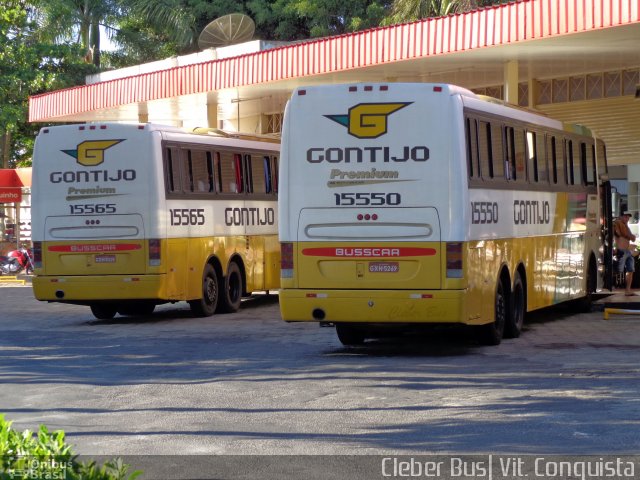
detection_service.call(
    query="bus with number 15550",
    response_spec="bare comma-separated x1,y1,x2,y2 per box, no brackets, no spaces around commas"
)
278,83,611,346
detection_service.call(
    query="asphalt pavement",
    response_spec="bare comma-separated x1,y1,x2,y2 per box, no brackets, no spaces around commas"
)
1,281,640,478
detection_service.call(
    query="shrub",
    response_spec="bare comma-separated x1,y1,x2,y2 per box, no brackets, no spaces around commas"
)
0,414,142,479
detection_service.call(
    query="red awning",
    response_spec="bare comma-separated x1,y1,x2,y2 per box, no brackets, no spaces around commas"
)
0,169,21,187
0,168,31,203
0,168,31,188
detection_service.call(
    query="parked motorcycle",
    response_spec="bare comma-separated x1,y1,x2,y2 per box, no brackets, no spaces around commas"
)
0,247,35,275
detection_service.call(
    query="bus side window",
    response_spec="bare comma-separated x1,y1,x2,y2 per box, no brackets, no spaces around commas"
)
478,120,493,179
509,127,526,183
185,150,194,192
218,151,238,193
243,154,254,193
178,148,192,192
581,141,595,186
165,147,182,193
206,151,215,192
596,139,608,177
465,117,479,179
572,139,582,185
537,132,549,183
505,126,517,181
490,123,504,179
565,139,575,185
585,143,596,185
548,135,558,184
526,131,538,183
234,154,244,193
250,154,268,194
263,156,272,193
270,156,279,194
190,149,209,193
213,152,223,193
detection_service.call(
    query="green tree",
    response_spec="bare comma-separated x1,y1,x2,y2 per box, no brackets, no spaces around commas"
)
28,0,121,68
384,0,503,24
0,0,94,167
102,15,182,69
265,0,391,39
122,0,251,55
120,0,392,52
125,0,197,51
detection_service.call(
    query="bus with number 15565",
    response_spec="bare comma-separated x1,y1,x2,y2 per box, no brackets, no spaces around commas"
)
32,123,280,320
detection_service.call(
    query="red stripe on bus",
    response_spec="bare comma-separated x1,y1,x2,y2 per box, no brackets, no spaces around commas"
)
302,247,436,257
48,244,142,253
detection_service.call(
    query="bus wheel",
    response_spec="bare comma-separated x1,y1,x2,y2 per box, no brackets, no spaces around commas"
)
189,264,219,317
479,278,507,346
90,303,117,320
504,273,524,338
336,324,365,346
217,262,243,313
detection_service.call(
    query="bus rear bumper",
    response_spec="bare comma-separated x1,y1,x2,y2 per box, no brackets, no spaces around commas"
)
33,274,167,303
279,289,472,325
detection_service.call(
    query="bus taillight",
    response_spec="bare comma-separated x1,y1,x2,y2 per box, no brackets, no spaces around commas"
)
281,242,294,278
446,242,463,278
33,241,42,268
148,239,161,266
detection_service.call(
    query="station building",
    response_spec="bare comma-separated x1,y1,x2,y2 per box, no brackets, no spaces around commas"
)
27,0,640,215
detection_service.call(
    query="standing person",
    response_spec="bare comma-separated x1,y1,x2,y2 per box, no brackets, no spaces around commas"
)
613,211,637,295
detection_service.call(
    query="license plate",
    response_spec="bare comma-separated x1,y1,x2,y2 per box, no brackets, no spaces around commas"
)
95,255,116,263
369,262,399,273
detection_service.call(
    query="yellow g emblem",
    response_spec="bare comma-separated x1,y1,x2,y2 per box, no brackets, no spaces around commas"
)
62,140,124,166
325,102,412,139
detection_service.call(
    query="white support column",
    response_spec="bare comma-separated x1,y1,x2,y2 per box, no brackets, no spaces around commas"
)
503,60,519,105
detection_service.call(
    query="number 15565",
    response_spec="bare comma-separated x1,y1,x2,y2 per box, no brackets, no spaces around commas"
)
170,208,205,226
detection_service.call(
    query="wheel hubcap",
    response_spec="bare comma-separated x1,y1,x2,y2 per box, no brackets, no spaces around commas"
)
205,277,216,304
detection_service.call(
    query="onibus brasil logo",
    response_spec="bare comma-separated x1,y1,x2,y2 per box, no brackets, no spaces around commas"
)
62,139,124,166
324,102,412,139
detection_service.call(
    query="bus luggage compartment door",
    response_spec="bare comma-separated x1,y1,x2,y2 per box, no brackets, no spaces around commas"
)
296,207,441,290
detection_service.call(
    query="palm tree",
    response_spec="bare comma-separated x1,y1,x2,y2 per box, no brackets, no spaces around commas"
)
387,0,492,24
126,0,196,48
28,0,121,68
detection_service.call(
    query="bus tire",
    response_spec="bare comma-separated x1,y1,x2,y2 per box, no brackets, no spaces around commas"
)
479,277,507,346
90,303,117,320
189,264,219,317
504,273,524,338
216,261,243,313
336,324,365,346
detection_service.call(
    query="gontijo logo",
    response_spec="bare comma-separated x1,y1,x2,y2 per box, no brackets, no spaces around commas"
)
325,103,412,139
62,140,124,166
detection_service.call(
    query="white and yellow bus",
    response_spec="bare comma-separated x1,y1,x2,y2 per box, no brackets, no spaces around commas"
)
278,83,610,346
32,123,280,320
